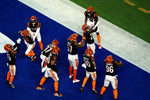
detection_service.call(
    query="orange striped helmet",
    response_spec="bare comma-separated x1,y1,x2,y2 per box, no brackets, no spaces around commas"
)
52,39,59,46
85,47,93,56
30,16,37,21
87,6,94,12
69,33,78,41
82,24,88,31
22,30,29,37
105,55,113,63
4,44,12,51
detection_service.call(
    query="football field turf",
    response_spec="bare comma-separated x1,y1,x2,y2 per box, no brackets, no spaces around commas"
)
71,0,150,43
0,0,150,100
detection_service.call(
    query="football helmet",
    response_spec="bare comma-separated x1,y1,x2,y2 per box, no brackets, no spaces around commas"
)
30,16,37,23
82,24,88,31
52,39,59,46
4,44,12,51
69,33,78,41
87,6,93,13
22,30,29,37
51,46,60,55
105,55,113,63
85,47,93,56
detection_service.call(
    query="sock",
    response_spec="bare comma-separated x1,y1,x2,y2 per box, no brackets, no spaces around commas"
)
92,80,96,90
54,81,58,92
82,77,88,87
113,89,118,100
69,66,73,76
9,76,14,84
97,34,101,44
38,41,43,51
39,77,46,86
7,71,11,81
100,86,106,95
73,69,77,80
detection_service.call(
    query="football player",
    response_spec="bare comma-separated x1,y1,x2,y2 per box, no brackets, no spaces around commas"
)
19,30,36,61
40,39,59,73
80,47,98,94
98,55,123,100
4,38,21,88
36,46,62,97
67,33,85,83
27,16,43,51
84,6,101,49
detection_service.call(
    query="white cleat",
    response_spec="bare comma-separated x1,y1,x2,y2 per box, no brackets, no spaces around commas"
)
73,79,80,83
69,75,73,79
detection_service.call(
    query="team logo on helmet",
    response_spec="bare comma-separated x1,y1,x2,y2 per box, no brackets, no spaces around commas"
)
4,44,12,51
69,33,78,41
22,30,29,37
85,47,93,56
105,55,113,63
30,16,37,23
52,39,59,46
87,6,94,13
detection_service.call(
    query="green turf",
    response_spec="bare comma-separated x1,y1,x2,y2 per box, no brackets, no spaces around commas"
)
71,0,150,43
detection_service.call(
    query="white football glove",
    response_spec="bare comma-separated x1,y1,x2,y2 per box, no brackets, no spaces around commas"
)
17,38,21,44
82,63,86,69
41,66,47,73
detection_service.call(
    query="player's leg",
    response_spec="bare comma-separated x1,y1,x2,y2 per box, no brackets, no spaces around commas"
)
111,76,118,100
91,72,98,94
50,69,62,97
8,65,16,88
37,32,43,51
68,55,73,78
98,75,110,99
73,59,79,83
80,71,89,92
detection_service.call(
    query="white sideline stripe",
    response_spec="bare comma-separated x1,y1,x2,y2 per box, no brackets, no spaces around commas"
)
19,0,150,73
0,32,15,53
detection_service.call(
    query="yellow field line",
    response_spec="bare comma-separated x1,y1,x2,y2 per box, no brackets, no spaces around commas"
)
124,0,136,6
138,7,149,14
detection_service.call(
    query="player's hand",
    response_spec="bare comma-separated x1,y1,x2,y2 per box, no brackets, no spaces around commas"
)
41,67,47,73
17,38,21,44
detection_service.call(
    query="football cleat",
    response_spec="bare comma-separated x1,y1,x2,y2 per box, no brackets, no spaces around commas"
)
31,55,37,62
80,87,84,93
99,44,102,49
73,79,80,83
36,86,45,90
91,90,98,94
98,94,103,100
5,80,9,84
54,92,63,97
8,84,15,88
69,75,73,79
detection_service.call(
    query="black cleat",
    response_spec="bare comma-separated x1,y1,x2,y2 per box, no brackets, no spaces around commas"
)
31,55,37,62
98,94,103,100
91,90,98,94
80,87,84,93
8,84,15,88
5,80,9,84
54,92,63,97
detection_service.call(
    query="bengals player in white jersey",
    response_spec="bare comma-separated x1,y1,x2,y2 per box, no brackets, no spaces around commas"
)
98,55,123,100
67,33,85,83
80,47,98,94
84,6,101,49
36,45,62,97
27,16,43,51
19,30,36,61
4,38,21,88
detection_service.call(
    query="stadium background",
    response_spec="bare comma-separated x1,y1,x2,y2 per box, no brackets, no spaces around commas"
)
0,0,150,100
